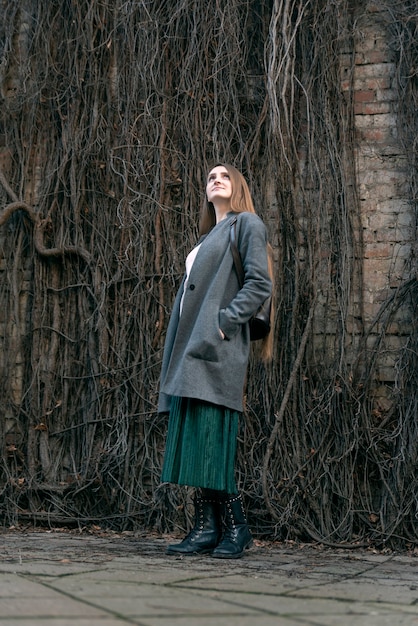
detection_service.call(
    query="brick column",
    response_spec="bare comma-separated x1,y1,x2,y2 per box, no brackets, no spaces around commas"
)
343,4,414,384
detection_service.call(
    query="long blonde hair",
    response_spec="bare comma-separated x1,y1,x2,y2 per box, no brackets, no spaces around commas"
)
200,163,274,362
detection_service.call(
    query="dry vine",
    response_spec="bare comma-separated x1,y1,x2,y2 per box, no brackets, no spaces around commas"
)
0,0,416,546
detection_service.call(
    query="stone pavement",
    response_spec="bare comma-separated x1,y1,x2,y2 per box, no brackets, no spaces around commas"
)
0,529,417,625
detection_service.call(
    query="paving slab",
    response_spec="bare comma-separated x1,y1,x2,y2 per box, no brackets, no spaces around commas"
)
0,529,417,626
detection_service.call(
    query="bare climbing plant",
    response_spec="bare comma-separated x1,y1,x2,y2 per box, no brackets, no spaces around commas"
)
0,0,416,546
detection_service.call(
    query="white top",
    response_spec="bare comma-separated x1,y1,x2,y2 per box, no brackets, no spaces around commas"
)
180,243,202,314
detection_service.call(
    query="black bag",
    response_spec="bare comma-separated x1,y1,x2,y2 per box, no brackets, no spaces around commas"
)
229,218,272,341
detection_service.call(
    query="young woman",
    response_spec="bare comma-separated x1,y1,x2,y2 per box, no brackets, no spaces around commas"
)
158,163,273,558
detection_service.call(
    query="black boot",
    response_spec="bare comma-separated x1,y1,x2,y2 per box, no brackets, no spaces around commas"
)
166,491,221,555
211,493,253,559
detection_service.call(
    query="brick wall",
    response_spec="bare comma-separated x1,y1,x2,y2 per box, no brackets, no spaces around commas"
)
0,3,415,404
341,3,415,384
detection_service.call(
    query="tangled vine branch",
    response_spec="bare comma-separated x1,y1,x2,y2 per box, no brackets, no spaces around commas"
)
0,0,416,546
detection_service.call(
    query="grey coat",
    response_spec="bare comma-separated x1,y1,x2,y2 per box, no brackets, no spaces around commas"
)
158,211,272,413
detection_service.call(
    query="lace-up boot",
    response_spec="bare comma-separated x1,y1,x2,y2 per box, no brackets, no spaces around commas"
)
211,493,253,559
166,490,221,555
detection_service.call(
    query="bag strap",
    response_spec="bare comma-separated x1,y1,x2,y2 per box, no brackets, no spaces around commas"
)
229,218,244,289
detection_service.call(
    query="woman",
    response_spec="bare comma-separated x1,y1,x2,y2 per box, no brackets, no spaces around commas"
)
158,163,273,558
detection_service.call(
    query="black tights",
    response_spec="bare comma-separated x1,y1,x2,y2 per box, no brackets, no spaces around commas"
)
200,488,233,500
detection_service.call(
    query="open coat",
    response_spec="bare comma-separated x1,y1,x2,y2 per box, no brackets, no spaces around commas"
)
158,211,272,413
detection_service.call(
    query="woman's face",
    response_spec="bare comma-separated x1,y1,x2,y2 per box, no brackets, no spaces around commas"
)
206,166,233,204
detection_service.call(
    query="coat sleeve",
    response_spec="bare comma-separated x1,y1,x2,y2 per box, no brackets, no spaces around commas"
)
219,213,272,339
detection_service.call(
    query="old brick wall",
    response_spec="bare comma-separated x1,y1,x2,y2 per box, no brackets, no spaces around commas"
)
0,0,416,540
340,4,415,391
0,3,415,409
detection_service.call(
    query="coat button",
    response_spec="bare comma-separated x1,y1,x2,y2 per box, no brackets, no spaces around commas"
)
189,284,195,290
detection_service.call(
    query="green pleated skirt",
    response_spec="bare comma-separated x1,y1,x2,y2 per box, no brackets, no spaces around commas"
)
161,396,239,493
